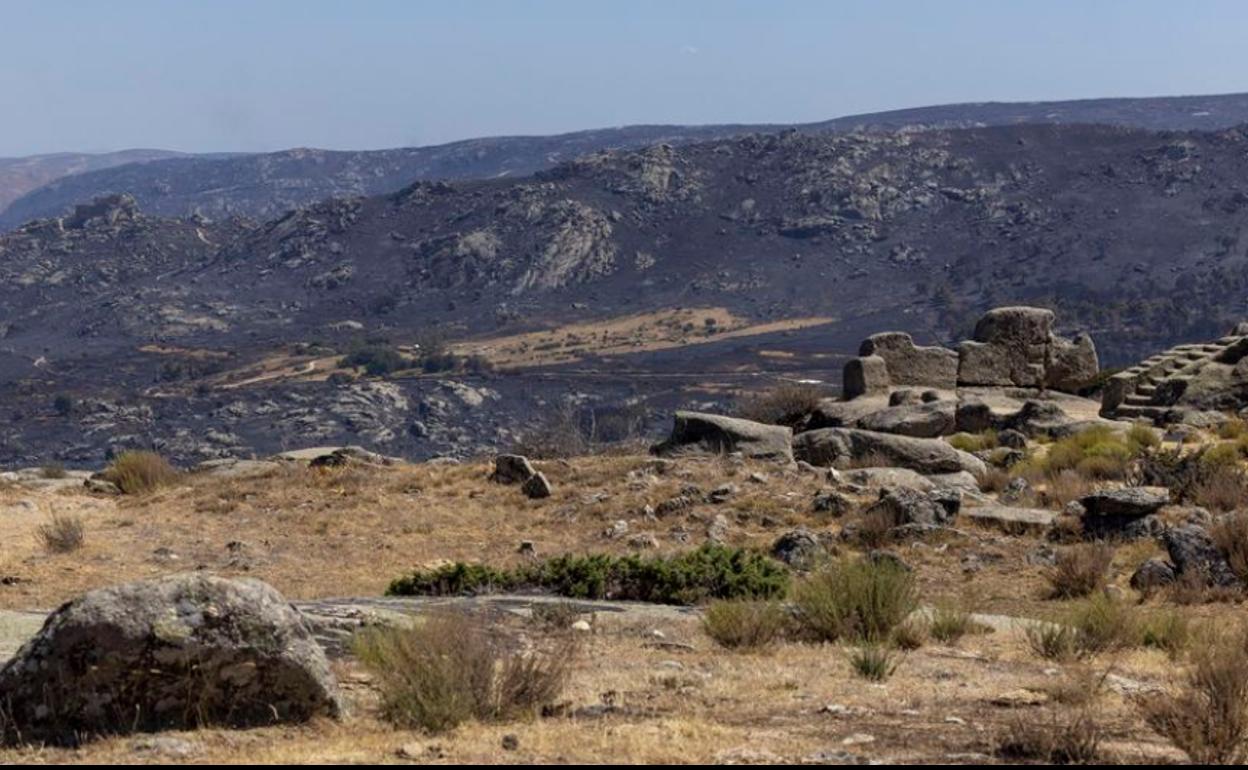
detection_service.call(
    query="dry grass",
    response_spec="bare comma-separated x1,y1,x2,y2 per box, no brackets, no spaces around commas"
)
735,382,829,428
1189,464,1248,512
846,644,900,681
98,450,180,494
1044,543,1114,599
353,612,575,733
792,558,918,643
34,514,84,554
995,708,1104,764
1213,512,1248,583
1139,626,1248,763
702,599,790,650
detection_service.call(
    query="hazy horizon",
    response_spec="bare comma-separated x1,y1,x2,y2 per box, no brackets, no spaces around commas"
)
3,0,1247,157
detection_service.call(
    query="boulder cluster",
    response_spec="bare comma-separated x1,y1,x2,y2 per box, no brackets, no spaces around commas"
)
844,306,1098,399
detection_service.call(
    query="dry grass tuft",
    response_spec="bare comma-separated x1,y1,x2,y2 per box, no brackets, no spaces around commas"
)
1213,512,1248,583
846,644,900,681
1044,543,1114,599
353,612,575,734
735,382,828,429
996,709,1103,764
1138,626,1248,764
99,450,180,494
35,514,85,554
702,599,790,650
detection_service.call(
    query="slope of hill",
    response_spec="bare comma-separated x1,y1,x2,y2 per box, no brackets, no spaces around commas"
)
0,149,187,212
4,120,1248,465
7,91,1248,229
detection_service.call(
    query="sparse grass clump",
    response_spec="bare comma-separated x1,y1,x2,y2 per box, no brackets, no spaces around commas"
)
1138,626,1248,764
1141,609,1193,659
735,382,828,429
928,605,986,644
1021,425,1147,484
1026,594,1141,661
98,450,180,495
792,557,918,643
996,709,1103,764
1189,464,1248,512
39,463,67,480
35,514,85,554
387,544,790,605
948,430,997,453
1044,543,1114,599
1218,417,1248,441
847,644,900,681
1213,512,1248,584
703,599,790,650
354,612,574,734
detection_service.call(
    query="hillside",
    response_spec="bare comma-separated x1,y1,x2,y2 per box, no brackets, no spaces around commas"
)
0,149,187,212
7,91,1248,229
4,121,1248,464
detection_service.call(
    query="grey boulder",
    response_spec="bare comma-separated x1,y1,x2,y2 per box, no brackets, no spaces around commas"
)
651,411,793,462
794,427,986,476
0,573,343,745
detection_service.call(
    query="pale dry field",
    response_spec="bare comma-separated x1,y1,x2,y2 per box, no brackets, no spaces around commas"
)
0,454,1227,763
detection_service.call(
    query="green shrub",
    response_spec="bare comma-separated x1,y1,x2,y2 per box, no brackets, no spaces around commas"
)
793,558,918,643
1025,621,1083,662
1036,425,1142,481
928,605,986,644
339,343,408,376
703,599,790,650
847,644,900,681
353,612,574,733
386,544,790,605
1066,593,1141,655
99,450,180,494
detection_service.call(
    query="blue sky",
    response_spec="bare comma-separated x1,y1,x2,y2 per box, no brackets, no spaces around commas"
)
2,0,1245,156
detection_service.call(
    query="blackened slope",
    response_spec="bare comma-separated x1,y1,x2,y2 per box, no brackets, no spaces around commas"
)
9,91,1248,229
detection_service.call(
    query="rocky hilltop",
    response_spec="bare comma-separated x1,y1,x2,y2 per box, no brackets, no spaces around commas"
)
8,91,1248,229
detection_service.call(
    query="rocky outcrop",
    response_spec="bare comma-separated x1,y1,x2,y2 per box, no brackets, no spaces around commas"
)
0,574,342,745
651,411,793,462
858,333,958,390
793,428,986,476
841,306,1099,401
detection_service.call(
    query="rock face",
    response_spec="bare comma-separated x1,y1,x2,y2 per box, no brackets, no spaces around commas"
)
1080,488,1169,517
858,333,958,390
0,574,342,744
793,428,986,476
840,306,1099,401
651,411,793,462
490,454,538,484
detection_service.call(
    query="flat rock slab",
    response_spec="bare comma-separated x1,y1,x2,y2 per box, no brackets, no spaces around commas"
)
965,505,1056,532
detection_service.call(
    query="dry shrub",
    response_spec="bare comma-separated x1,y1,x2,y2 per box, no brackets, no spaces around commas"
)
996,709,1103,764
99,450,180,494
1042,469,1094,510
1067,592,1141,655
39,463,67,479
928,605,987,644
1141,608,1193,660
890,618,927,651
36,514,85,554
735,382,828,429
1219,417,1248,441
1190,465,1248,512
703,599,790,650
354,612,575,733
1166,570,1245,606
1026,621,1082,662
1044,543,1114,599
852,505,899,549
1139,626,1248,764
793,557,918,643
1213,513,1248,583
976,466,1012,494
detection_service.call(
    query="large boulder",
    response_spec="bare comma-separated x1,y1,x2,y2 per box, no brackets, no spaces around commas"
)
651,411,793,462
1163,524,1239,588
1046,333,1099,392
842,355,890,400
793,428,986,476
858,332,958,390
0,574,343,745
866,486,960,527
855,400,956,438
958,307,1054,388
1080,487,1169,517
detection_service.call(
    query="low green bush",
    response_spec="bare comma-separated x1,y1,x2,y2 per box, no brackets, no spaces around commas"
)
792,557,918,643
386,544,790,605
703,599,790,650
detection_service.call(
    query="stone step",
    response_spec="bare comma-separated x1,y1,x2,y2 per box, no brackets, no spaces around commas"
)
1113,404,1167,420
1135,384,1157,396
1123,394,1156,406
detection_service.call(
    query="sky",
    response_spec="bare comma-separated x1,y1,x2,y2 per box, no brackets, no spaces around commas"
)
2,0,1246,157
